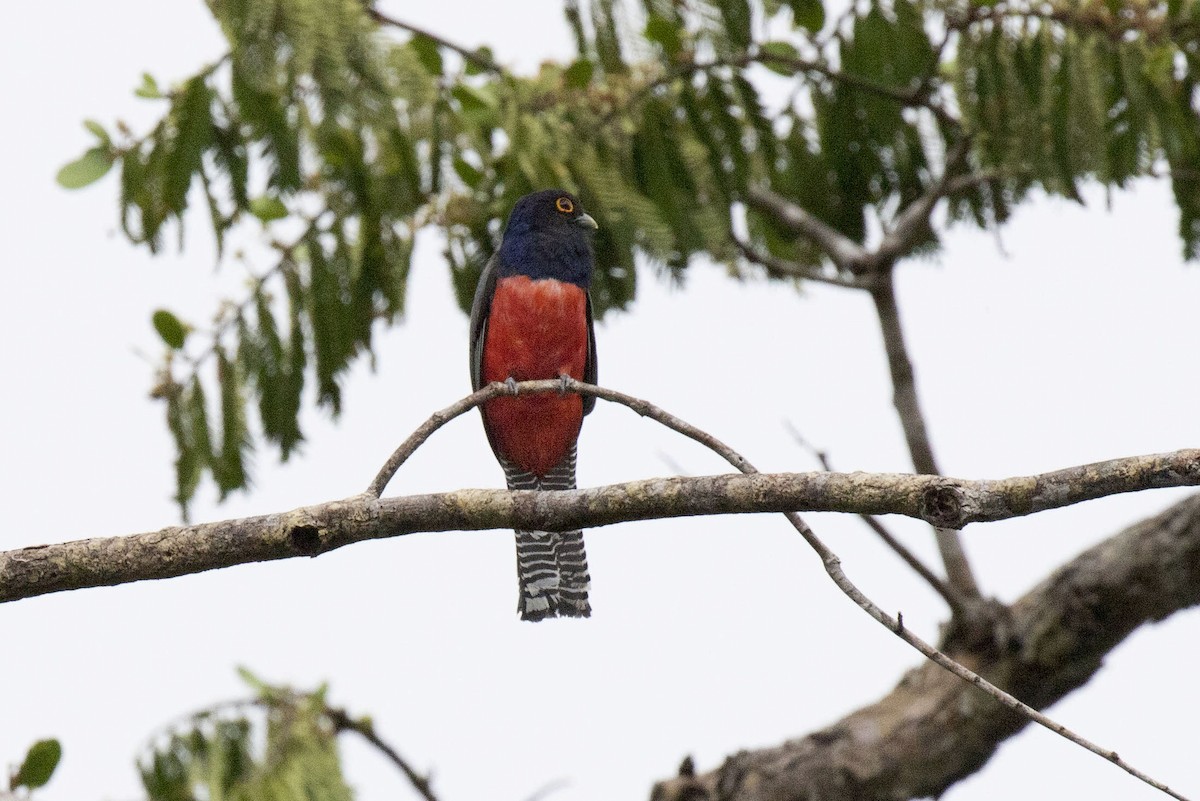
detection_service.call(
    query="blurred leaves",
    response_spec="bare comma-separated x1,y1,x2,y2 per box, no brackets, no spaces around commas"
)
61,0,1200,510
140,671,353,801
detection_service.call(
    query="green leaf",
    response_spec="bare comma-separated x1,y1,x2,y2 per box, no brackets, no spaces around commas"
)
644,14,683,57
306,229,350,413
163,76,215,214
788,0,825,33
83,119,111,146
759,41,801,75
249,195,288,222
409,34,443,76
12,739,62,790
213,347,248,497
237,665,269,693
186,377,215,477
716,0,753,49
451,83,495,113
563,58,595,88
165,384,198,518
452,155,484,188
152,309,188,349
134,72,161,99
56,147,113,189
591,0,627,73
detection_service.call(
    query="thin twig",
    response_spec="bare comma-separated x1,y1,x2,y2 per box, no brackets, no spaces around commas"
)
5,381,1193,798
326,706,439,801
732,234,872,289
367,8,504,75
6,382,1200,605
875,136,972,265
604,45,959,132
753,49,960,132
367,382,506,497
563,380,1187,801
140,692,439,801
782,421,962,611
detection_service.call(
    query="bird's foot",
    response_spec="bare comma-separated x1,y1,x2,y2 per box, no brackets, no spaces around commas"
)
504,377,520,396
557,373,572,395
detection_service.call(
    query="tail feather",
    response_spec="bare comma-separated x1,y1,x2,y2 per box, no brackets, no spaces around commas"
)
502,447,591,621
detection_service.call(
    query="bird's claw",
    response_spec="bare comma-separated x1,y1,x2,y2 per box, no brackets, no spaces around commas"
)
557,374,572,395
504,377,520,396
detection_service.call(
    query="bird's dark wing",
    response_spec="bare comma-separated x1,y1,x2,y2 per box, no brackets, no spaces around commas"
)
468,254,499,393
583,293,598,416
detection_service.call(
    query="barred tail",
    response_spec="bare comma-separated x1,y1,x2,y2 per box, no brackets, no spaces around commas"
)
503,447,591,621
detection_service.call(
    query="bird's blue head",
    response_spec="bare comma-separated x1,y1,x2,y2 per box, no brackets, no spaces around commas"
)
496,189,598,288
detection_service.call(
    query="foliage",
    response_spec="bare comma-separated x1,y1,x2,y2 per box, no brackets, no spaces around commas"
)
139,669,354,801
61,0,1200,510
6,739,62,795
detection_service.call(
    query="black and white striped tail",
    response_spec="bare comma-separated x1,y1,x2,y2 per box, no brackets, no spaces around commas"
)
502,446,591,621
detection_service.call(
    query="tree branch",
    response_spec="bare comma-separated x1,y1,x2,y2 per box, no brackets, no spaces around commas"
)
366,7,504,75
744,186,869,273
745,137,970,279
326,706,439,801
871,272,984,602
875,137,972,265
7,381,1195,798
752,49,960,132
590,387,1192,801
653,491,1200,801
4,381,1198,607
732,235,873,289
783,421,963,611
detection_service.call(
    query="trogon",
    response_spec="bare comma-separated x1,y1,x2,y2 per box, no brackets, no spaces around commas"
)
468,189,599,621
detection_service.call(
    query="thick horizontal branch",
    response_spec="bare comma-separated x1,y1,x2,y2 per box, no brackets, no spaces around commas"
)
3,449,1199,604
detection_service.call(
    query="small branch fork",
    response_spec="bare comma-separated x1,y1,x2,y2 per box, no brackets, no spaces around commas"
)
325,706,439,801
745,136,986,608
784,422,962,611
4,382,1195,798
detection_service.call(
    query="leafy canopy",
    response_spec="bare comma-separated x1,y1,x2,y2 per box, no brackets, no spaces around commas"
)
61,0,1200,512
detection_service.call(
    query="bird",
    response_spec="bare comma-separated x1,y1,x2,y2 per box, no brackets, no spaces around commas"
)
469,189,599,621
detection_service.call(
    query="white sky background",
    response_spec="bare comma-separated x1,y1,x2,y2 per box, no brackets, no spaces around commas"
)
2,2,1198,801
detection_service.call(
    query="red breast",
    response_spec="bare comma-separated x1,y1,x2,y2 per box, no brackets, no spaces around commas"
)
481,275,589,476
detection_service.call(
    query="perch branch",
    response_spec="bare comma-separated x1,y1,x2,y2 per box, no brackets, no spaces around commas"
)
3,383,1195,797
5,380,1199,608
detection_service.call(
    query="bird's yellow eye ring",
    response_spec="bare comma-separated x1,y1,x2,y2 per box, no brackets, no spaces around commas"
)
555,196,574,214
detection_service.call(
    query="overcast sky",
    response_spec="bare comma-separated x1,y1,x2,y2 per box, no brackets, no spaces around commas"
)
2,3,1198,801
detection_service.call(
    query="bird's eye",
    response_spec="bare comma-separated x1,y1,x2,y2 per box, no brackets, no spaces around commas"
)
555,196,574,214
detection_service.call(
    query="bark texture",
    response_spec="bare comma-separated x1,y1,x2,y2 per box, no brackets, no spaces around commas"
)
651,493,1200,801
3,452,1200,604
